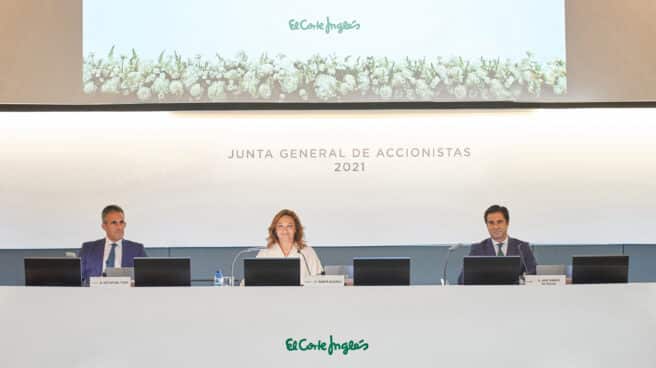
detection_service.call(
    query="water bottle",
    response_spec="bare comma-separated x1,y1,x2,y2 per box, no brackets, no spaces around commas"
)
214,270,224,286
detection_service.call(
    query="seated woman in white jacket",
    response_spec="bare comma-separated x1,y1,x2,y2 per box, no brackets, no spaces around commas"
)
256,209,323,282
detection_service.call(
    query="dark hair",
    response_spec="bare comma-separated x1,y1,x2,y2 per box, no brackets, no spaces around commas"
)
102,205,124,222
266,209,307,249
484,205,509,223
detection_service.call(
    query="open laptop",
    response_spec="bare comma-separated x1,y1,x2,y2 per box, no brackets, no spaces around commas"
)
353,257,410,286
134,257,191,286
24,257,82,286
324,265,353,278
463,256,521,285
104,267,134,279
243,258,300,286
536,264,568,276
572,255,629,284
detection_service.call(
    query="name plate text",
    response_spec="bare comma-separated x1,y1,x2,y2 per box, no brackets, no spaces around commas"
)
89,276,132,288
524,275,566,286
303,275,345,287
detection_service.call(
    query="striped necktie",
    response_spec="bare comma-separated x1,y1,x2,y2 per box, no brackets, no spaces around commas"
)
496,242,504,256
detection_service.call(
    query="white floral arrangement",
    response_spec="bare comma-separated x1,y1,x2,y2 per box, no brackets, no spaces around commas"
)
83,47,567,102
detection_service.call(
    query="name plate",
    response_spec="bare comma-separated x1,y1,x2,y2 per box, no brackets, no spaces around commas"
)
89,276,132,288
303,275,345,287
524,275,566,286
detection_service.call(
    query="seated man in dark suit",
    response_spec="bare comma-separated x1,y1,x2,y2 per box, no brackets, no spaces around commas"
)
79,205,147,283
458,205,537,284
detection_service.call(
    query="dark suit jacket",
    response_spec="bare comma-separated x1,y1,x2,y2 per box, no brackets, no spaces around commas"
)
79,239,147,283
458,237,537,284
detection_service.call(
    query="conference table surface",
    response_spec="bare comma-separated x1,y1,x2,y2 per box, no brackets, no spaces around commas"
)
1,284,655,368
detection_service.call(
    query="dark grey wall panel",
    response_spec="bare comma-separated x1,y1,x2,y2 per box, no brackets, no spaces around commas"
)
142,248,171,257
533,245,624,267
0,249,77,286
0,247,169,285
2,245,655,286
169,247,247,285
316,246,453,285
624,245,656,282
169,245,470,286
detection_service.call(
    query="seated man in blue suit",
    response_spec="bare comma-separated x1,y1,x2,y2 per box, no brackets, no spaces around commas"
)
79,205,147,283
458,205,537,284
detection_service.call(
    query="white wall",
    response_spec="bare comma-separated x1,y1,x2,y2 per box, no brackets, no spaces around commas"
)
1,108,655,248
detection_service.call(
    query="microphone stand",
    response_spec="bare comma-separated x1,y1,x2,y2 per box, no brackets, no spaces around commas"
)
516,242,530,285
296,248,313,276
441,243,464,286
230,247,262,286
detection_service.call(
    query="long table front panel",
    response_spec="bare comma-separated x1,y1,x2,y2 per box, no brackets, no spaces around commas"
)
1,284,655,367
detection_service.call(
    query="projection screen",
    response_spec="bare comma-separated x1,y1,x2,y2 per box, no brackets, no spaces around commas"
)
82,0,567,103
3,0,656,104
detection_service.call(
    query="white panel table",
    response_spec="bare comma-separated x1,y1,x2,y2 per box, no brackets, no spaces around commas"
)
1,284,655,368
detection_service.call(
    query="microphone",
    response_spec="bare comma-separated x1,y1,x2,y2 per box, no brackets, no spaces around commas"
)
441,243,465,286
230,247,262,286
296,248,313,276
448,243,464,251
516,242,530,284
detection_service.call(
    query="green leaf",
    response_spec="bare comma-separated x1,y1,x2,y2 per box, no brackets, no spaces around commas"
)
130,49,138,64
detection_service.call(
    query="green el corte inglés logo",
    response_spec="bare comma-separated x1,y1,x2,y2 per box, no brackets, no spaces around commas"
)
285,335,369,356
288,17,361,34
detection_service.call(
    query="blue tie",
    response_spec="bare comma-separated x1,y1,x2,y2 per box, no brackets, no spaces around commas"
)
106,243,118,268
496,243,504,256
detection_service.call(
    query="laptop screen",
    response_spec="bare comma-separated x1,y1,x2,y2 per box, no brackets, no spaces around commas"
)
134,257,191,286
24,257,82,286
572,255,629,284
463,256,521,285
244,258,300,286
353,257,410,286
